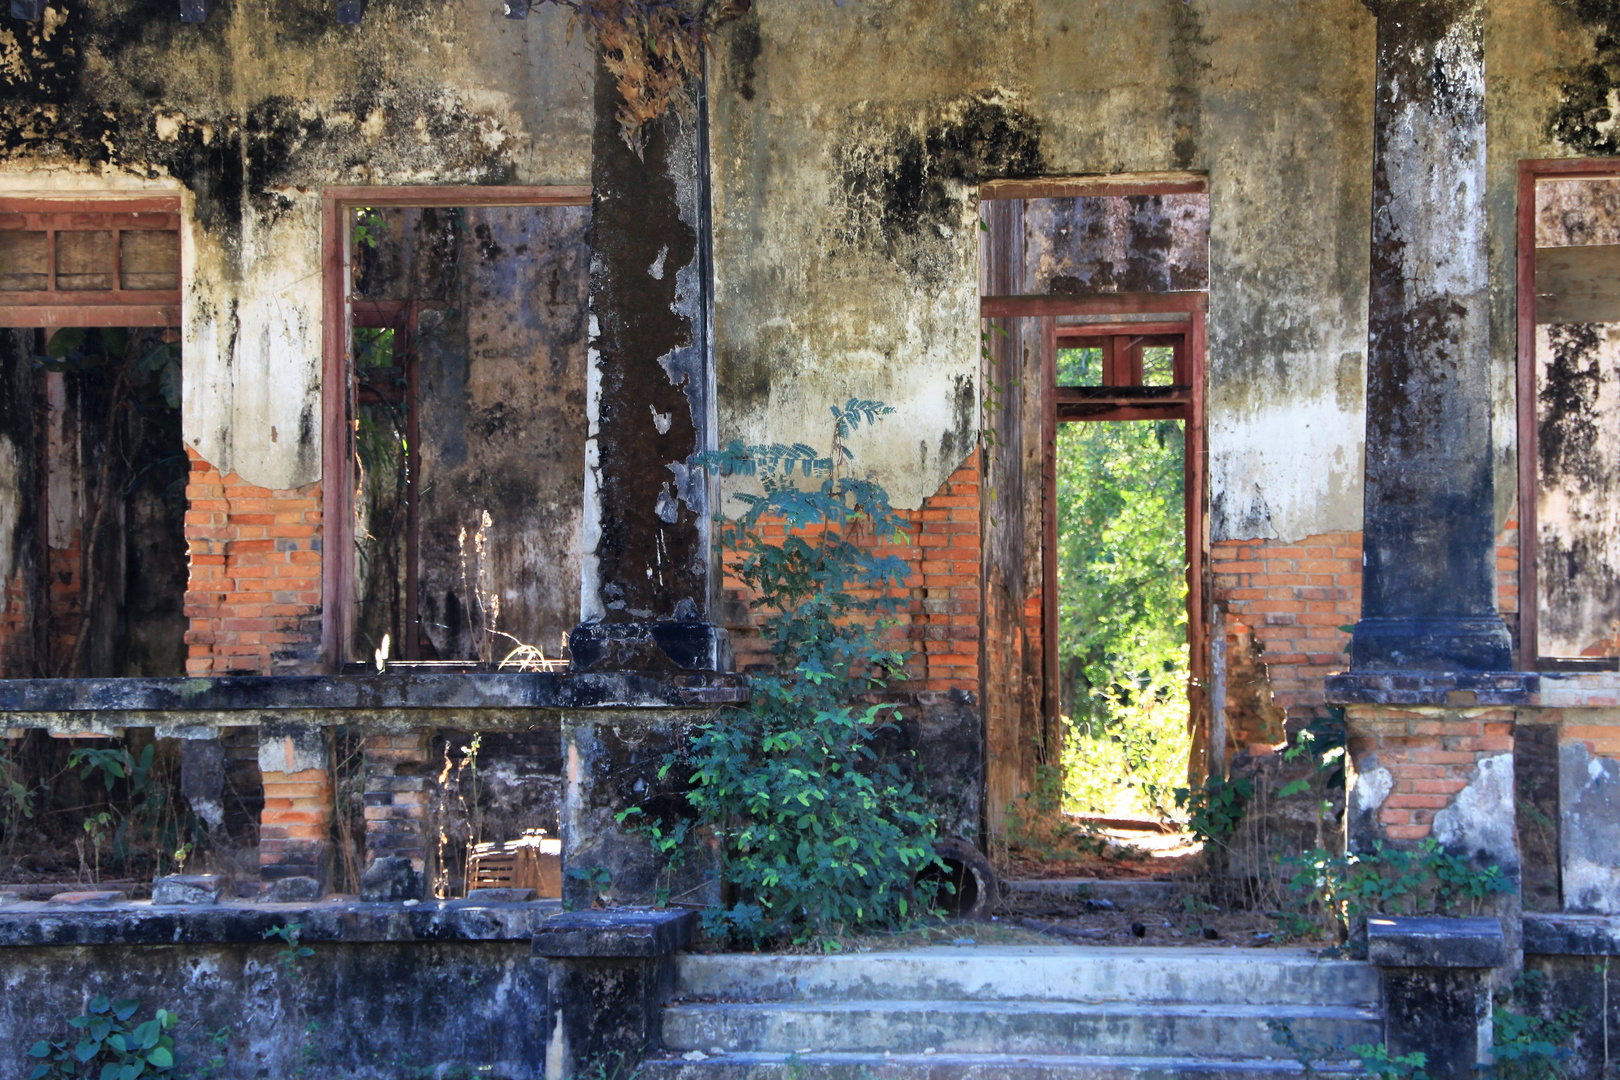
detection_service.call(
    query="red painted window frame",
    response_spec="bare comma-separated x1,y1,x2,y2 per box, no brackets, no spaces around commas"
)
319,185,590,672
0,194,183,329
1515,158,1620,669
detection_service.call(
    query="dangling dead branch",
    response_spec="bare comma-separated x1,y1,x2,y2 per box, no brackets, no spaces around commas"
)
544,0,753,151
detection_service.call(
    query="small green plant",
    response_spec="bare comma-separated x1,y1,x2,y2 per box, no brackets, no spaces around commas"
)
1173,774,1253,847
264,922,314,972
1350,1043,1428,1080
565,864,613,907
635,401,943,946
1487,971,1581,1080
1281,837,1516,940
26,995,179,1080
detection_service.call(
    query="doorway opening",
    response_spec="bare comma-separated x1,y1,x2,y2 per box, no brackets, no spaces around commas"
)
1043,316,1205,844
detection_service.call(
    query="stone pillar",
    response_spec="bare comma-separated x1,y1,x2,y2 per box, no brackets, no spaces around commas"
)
532,909,695,1080
179,736,226,833
360,731,429,901
257,722,331,895
1350,0,1511,672
570,58,729,675
1370,916,1505,1079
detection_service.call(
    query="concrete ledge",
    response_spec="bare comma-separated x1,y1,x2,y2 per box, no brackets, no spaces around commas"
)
1325,671,1536,707
1523,913,1620,956
1367,916,1506,968
531,907,698,958
0,897,561,946
0,671,747,734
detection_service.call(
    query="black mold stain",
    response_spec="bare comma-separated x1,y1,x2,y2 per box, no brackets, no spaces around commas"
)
841,95,1043,264
1166,0,1209,169
1549,0,1620,154
1539,322,1605,487
0,0,516,262
727,10,763,103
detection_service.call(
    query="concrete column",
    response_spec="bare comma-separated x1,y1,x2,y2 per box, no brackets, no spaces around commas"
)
1369,916,1505,1079
257,721,331,894
532,909,696,1080
1351,0,1512,672
360,731,429,900
570,58,730,674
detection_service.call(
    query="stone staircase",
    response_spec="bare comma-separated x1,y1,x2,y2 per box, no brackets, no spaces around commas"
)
641,946,1383,1078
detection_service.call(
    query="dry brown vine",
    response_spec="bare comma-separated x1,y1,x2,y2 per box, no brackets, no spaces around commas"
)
543,0,754,151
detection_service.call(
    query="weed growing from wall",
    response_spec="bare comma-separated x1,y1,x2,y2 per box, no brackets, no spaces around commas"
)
26,995,179,1080
629,400,943,946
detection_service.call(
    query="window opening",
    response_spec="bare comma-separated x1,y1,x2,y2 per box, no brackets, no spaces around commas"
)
0,197,188,681
1516,161,1620,668
322,190,591,672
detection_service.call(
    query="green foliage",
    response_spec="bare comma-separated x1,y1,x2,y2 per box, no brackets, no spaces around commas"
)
564,864,613,907
264,923,314,972
1487,971,1581,1080
26,995,179,1080
42,329,182,416
644,400,941,945
1053,404,1188,819
1281,838,1517,938
1172,775,1252,847
1350,1044,1428,1080
352,207,386,249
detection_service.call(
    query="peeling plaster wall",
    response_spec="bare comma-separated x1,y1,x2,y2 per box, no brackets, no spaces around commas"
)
0,0,591,490
709,0,1375,538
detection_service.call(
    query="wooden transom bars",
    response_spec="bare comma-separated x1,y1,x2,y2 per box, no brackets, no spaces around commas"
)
0,195,183,328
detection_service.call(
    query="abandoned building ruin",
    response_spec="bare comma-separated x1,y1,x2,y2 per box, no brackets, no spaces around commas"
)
2,0,1620,1075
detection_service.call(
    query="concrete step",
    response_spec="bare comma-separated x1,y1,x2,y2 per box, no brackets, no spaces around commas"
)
671,947,1380,1008
642,1050,1364,1079
661,1000,1381,1059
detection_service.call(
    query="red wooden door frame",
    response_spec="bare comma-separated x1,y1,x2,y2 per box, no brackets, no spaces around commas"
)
1038,310,1208,777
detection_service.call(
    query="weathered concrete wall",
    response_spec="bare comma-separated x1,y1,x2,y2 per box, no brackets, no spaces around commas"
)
0,0,592,491
0,939,549,1080
709,0,1375,541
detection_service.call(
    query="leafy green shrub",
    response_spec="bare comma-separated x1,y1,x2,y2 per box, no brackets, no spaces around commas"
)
1280,838,1516,940
27,996,178,1080
1350,1043,1428,1080
1173,775,1253,848
632,401,941,946
1488,971,1580,1080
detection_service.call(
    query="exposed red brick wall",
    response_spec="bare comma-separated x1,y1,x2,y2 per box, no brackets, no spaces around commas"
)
1210,531,1362,743
183,448,323,676
1347,707,1514,841
363,731,430,873
1498,510,1520,652
259,766,332,882
723,452,981,701
0,572,29,677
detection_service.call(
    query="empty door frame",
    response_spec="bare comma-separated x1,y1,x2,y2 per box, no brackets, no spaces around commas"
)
319,185,590,672
1037,306,1208,775
1514,157,1620,670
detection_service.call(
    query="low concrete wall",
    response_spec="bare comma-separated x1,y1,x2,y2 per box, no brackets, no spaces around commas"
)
0,901,554,1080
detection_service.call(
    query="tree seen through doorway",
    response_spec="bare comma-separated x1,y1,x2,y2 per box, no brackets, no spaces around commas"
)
1056,345,1189,821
